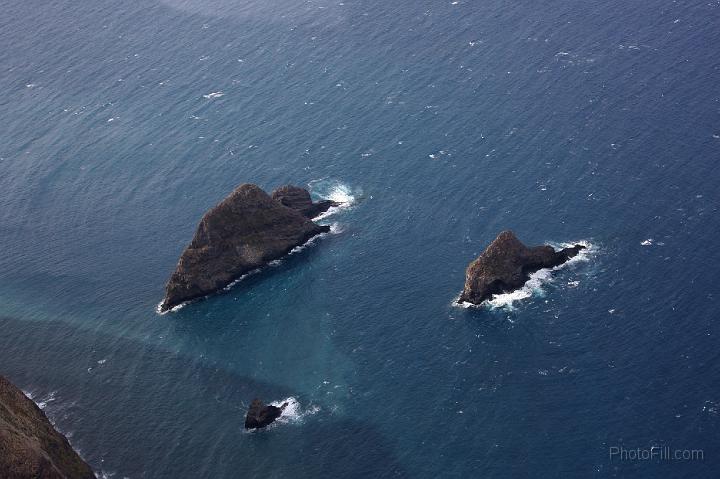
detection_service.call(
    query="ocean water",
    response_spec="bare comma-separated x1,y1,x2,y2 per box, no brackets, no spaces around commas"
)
1,0,719,477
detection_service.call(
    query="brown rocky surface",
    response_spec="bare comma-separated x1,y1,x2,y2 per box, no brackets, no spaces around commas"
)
0,375,94,479
160,184,331,312
459,230,585,305
271,185,338,218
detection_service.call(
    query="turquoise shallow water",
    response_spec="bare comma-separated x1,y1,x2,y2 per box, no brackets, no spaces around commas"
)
1,0,719,477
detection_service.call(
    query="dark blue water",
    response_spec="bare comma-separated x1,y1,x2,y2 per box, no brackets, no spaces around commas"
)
1,0,719,477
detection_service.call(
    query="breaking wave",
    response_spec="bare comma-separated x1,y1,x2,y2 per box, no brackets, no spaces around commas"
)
270,397,320,425
456,240,596,311
244,397,320,433
308,179,359,221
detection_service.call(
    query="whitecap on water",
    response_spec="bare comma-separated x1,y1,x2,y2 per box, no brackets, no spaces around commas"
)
269,397,320,426
308,179,359,221
156,300,189,315
484,269,553,310
36,391,58,410
202,91,224,99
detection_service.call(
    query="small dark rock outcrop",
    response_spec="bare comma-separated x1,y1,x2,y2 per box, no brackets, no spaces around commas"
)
271,185,339,218
0,375,95,479
160,184,332,312
458,230,585,305
244,398,288,430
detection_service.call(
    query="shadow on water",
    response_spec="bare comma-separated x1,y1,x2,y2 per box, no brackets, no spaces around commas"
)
0,316,407,478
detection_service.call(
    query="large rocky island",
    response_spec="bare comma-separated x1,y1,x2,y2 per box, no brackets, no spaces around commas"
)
458,231,585,305
0,376,95,479
160,184,338,312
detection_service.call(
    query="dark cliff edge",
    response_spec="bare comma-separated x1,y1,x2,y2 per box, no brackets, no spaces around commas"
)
0,376,95,479
160,184,334,312
458,230,585,305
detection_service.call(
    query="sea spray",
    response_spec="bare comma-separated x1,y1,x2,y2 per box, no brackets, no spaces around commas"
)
308,179,359,221
457,240,596,311
269,397,321,426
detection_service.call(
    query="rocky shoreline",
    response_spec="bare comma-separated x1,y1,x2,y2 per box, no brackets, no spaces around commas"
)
0,376,94,479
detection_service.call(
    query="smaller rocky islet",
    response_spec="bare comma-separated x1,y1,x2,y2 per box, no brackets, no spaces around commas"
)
244,398,288,430
458,230,586,305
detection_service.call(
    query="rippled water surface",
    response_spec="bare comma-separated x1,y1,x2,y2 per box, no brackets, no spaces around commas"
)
1,0,719,477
